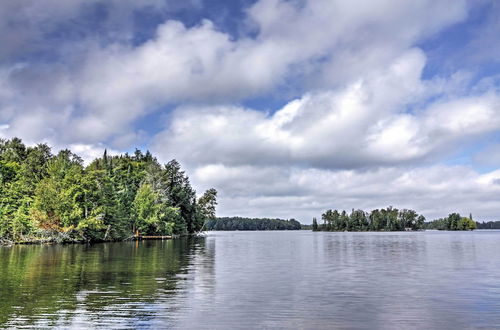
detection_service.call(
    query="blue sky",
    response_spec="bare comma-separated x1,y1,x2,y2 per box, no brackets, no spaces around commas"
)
2,0,500,221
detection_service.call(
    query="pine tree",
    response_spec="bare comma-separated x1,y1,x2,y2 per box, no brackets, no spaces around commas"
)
312,217,318,231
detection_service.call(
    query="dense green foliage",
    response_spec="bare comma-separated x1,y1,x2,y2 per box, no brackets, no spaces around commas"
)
0,138,217,243
205,217,302,231
425,213,477,230
315,207,426,231
476,221,500,229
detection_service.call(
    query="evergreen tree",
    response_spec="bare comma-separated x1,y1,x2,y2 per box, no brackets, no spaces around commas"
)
312,217,318,231
197,188,218,230
163,160,197,234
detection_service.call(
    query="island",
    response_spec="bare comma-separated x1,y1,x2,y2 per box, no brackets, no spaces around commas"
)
312,207,476,231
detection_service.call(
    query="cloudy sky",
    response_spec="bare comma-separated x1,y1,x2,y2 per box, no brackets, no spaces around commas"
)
2,0,500,222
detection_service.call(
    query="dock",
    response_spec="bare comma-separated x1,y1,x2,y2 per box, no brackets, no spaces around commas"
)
135,235,172,240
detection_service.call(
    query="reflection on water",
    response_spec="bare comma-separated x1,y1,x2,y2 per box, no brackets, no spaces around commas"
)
0,237,213,328
1,231,500,329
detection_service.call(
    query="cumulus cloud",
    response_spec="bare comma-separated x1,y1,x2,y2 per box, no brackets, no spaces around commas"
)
151,50,500,169
72,0,466,138
1,0,468,146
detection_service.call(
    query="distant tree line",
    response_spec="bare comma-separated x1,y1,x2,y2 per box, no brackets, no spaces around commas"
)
0,138,217,243
313,207,426,231
475,221,500,229
424,213,476,230
205,217,302,231
300,224,313,230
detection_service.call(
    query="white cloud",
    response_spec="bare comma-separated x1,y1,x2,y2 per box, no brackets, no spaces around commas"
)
151,49,500,170
69,143,121,164
68,0,467,144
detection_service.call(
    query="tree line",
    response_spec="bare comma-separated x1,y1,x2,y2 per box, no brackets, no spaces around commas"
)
205,217,302,231
0,138,217,243
476,221,500,229
424,213,476,230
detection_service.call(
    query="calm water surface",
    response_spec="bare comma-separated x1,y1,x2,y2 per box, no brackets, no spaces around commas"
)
1,230,500,329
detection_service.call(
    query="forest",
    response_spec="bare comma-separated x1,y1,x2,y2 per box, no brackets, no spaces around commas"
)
0,138,217,244
205,217,302,231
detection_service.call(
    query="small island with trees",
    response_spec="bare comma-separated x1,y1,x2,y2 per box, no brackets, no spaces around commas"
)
425,213,477,231
312,207,477,231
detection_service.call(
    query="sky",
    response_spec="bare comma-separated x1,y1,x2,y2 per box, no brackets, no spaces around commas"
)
1,0,500,223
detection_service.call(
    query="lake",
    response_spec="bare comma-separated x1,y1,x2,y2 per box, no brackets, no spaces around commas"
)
1,230,499,329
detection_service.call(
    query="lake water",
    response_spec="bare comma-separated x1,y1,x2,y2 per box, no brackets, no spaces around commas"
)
1,230,500,329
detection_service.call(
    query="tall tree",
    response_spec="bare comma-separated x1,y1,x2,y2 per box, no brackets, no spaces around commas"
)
163,160,196,234
312,217,318,231
197,188,218,231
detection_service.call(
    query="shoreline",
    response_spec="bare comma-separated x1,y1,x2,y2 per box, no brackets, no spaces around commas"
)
2,229,486,247
0,233,203,247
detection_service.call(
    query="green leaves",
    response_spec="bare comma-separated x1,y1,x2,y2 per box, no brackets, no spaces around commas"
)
426,213,477,230
319,207,427,231
133,183,162,234
196,188,217,230
0,138,217,243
